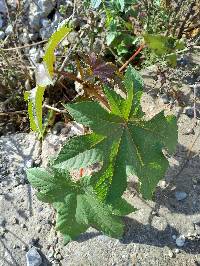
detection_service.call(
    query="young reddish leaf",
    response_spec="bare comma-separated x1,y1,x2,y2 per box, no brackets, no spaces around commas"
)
85,52,118,83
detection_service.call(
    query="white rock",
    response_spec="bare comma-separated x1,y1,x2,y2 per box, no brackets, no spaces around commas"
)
174,248,180,254
24,159,34,168
168,249,174,258
176,235,185,247
5,24,13,35
26,247,42,266
159,180,166,188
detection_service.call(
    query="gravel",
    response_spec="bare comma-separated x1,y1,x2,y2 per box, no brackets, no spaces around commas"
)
28,0,55,30
176,235,186,247
0,0,74,48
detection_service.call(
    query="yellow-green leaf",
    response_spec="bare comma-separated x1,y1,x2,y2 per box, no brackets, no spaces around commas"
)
25,24,71,137
25,86,45,138
43,25,71,77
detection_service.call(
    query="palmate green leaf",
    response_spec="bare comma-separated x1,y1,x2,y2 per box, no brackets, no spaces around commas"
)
27,167,124,244
43,25,71,78
54,66,178,201
53,133,105,170
111,197,137,216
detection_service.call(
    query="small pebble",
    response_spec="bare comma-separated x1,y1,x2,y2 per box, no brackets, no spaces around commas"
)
172,235,177,240
13,244,20,249
25,159,34,168
52,122,66,135
12,217,19,224
0,216,6,227
175,191,187,201
159,180,166,188
26,247,42,266
34,158,42,166
184,107,200,118
21,223,27,229
0,227,6,237
183,128,195,135
38,207,43,212
176,235,185,247
5,24,13,35
0,30,5,40
174,248,180,254
37,226,42,233
168,249,175,258
160,94,170,104
41,18,50,28
47,246,55,259
22,245,28,251
177,56,189,67
55,253,62,260
29,237,40,247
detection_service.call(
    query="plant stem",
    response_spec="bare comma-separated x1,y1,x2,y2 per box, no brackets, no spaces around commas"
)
119,43,145,72
43,104,67,113
55,70,110,110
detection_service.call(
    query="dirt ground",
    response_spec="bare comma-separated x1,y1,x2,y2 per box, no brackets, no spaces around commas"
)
0,51,200,266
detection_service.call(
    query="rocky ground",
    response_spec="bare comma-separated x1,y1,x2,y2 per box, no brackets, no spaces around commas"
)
0,0,72,43
0,0,200,265
0,49,200,265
